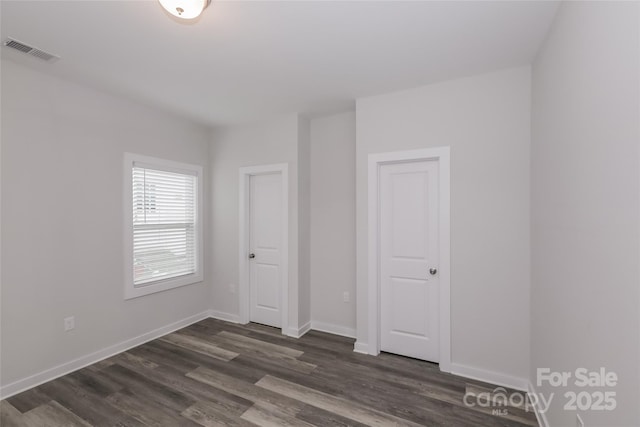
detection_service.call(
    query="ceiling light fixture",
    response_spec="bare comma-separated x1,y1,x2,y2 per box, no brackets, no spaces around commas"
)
158,0,211,20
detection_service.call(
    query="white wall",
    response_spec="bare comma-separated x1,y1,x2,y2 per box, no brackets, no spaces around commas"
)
356,67,532,386
297,116,311,331
0,60,211,389
531,3,640,426
209,115,310,333
309,112,357,336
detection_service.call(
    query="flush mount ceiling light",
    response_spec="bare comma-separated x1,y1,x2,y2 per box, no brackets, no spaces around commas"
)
158,0,211,20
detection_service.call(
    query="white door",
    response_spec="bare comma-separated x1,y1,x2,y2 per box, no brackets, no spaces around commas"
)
379,160,440,362
249,173,283,328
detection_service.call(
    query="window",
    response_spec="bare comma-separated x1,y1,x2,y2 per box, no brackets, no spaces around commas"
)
124,153,203,299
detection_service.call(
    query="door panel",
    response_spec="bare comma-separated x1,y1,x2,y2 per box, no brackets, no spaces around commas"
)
250,173,282,327
389,277,430,337
255,265,280,309
380,160,439,362
391,172,428,258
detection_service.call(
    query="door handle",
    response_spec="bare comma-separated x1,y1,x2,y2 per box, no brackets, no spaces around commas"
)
429,268,437,275
249,253,255,259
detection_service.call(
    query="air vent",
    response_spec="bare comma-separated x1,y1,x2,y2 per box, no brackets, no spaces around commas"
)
3,38,60,62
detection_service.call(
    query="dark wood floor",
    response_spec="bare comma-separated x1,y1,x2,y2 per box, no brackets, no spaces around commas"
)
1,318,538,426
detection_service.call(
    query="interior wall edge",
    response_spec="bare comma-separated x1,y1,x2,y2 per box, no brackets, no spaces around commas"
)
208,310,241,324
310,320,357,339
527,382,551,427
449,362,529,392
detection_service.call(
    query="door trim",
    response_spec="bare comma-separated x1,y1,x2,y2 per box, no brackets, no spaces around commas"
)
239,163,289,334
367,147,451,372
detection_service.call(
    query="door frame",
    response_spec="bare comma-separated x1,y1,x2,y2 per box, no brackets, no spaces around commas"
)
367,147,451,372
238,163,289,333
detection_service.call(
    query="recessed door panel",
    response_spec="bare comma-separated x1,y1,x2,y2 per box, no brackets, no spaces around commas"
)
391,172,428,259
389,277,429,337
256,264,280,310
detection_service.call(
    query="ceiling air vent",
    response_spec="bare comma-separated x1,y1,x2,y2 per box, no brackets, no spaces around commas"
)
3,38,60,62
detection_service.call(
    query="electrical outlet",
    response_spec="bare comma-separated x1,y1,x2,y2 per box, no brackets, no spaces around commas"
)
229,283,236,294
64,316,75,332
343,291,350,303
576,414,584,427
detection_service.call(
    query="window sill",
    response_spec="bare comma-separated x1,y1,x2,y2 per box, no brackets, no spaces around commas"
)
124,272,203,300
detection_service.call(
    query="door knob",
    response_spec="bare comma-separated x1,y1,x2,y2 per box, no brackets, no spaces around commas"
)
429,268,437,275
249,253,255,259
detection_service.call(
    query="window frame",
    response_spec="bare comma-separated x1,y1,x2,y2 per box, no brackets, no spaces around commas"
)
123,153,204,299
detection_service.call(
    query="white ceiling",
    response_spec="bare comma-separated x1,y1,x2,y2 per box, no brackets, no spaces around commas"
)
1,1,559,127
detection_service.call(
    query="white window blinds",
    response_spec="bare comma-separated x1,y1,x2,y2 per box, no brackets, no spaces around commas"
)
132,164,198,286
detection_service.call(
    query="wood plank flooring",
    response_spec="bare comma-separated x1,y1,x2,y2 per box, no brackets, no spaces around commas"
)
1,318,538,426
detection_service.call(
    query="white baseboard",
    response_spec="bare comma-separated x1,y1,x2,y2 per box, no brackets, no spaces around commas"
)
450,362,528,391
208,310,241,324
0,310,211,400
528,382,550,427
353,341,369,354
287,321,311,338
311,321,356,339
